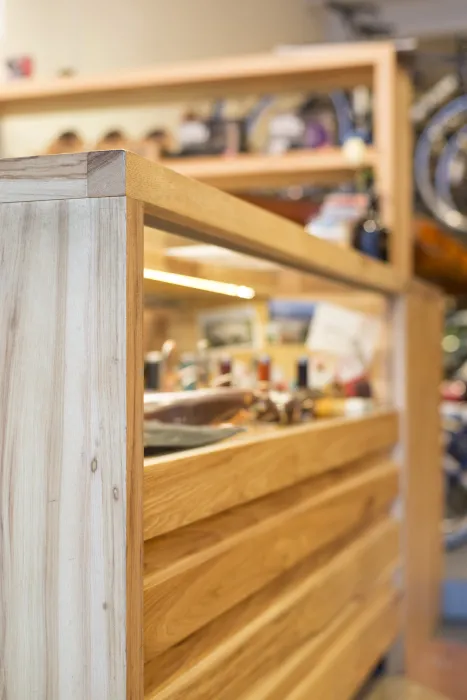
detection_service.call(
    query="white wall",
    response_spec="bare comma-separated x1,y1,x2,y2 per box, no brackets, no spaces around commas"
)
1,0,323,156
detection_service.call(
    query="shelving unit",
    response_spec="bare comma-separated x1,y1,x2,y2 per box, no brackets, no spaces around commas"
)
1,40,466,290
0,43,387,114
0,41,455,700
163,147,376,190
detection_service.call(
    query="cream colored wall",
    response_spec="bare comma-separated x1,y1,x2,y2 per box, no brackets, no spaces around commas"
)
0,0,323,157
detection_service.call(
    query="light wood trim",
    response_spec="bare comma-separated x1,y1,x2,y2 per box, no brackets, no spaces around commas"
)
126,152,401,293
0,42,394,115
164,148,376,191
144,519,399,700
395,283,445,687
143,411,399,539
143,462,398,658
0,196,142,699
126,198,145,700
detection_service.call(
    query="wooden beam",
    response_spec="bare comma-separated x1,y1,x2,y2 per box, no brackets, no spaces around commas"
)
373,51,413,282
126,152,401,293
394,281,445,685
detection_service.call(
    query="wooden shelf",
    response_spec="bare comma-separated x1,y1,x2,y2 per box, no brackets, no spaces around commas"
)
164,148,376,191
0,42,392,116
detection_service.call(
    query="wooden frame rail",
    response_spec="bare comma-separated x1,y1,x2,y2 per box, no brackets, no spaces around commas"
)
0,148,440,697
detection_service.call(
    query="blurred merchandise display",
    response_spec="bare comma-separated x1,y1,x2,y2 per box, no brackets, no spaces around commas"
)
441,308,467,548
306,188,389,261
6,55,33,79
142,299,379,455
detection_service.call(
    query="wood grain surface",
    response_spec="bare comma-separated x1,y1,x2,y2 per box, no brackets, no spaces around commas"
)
143,410,398,539
396,283,456,696
144,519,399,699
0,150,399,291
126,151,401,293
267,585,399,700
143,461,398,658
243,575,399,700
0,196,141,700
0,151,126,202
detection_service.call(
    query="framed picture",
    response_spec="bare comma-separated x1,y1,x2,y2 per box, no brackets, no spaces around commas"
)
198,305,259,350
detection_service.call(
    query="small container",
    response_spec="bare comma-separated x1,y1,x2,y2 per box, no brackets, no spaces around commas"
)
180,353,197,391
196,339,210,388
218,355,233,387
257,355,271,392
144,351,162,391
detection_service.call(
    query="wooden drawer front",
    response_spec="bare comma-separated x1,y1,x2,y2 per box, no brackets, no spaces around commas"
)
143,413,400,699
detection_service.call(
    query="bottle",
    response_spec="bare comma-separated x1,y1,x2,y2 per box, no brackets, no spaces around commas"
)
196,339,210,389
160,339,180,392
295,356,314,420
144,351,162,391
253,355,280,423
256,355,271,394
179,353,197,391
352,191,388,261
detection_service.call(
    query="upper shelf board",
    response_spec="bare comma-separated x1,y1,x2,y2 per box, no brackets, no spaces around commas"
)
0,42,397,115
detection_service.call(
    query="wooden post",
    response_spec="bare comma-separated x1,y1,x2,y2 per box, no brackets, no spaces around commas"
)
0,154,144,699
373,50,413,283
393,281,445,689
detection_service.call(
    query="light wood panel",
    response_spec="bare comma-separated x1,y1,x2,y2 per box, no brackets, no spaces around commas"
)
0,197,143,700
144,519,399,700
126,152,401,293
143,411,398,539
143,461,398,658
263,585,399,700
396,282,458,696
243,576,398,700
164,148,376,191
0,43,394,115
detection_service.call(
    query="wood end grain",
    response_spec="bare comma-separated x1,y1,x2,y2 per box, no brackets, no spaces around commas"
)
87,151,127,198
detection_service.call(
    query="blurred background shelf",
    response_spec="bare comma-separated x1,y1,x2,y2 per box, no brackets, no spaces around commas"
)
0,45,384,115
163,148,376,190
